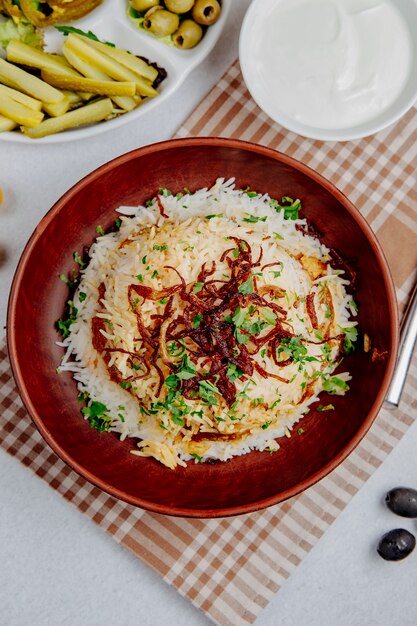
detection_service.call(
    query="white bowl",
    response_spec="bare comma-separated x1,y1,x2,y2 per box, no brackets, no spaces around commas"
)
239,0,417,141
0,0,230,143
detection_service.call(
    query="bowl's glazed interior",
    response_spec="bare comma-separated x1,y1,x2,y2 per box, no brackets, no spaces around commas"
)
7,138,398,517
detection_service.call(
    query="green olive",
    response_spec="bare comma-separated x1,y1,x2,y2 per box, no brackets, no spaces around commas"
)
164,0,194,13
172,19,203,48
129,0,160,11
191,0,221,25
143,6,180,36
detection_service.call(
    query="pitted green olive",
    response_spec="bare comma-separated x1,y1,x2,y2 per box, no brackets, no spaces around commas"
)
164,0,195,13
172,19,203,48
129,0,160,11
143,6,180,36
191,0,221,25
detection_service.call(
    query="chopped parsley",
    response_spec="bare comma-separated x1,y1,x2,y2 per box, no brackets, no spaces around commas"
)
193,282,204,294
317,404,335,411
342,326,358,354
81,401,112,432
277,336,308,363
153,244,168,252
73,251,86,269
205,213,223,219
167,340,185,357
252,397,265,407
270,196,301,220
164,355,196,392
238,275,254,295
322,376,349,394
232,306,246,327
261,308,277,325
226,362,244,382
59,273,75,288
96,225,105,236
119,381,132,389
149,388,193,425
57,300,78,338
199,379,220,405
324,304,333,319
193,313,203,329
235,327,250,344
176,354,197,381
269,398,281,410
243,213,267,223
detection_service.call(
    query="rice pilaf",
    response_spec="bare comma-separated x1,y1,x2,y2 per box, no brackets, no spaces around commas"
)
58,178,358,469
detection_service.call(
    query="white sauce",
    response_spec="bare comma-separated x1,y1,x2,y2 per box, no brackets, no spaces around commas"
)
252,0,412,129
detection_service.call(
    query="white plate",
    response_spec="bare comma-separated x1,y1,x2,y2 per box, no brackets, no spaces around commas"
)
239,0,417,141
0,0,230,143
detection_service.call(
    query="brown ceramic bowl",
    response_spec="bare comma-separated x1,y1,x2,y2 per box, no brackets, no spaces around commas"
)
7,138,399,518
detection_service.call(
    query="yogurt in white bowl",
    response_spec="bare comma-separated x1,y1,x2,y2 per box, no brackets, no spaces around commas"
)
239,0,417,141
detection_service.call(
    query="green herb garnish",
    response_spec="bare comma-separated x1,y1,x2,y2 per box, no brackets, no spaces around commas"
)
238,275,254,295
82,401,112,432
193,313,203,329
73,251,86,269
198,379,220,405
55,26,116,47
322,376,349,394
342,326,358,354
243,214,267,223
193,282,204,294
57,300,78,338
119,381,132,390
270,196,301,220
226,362,244,382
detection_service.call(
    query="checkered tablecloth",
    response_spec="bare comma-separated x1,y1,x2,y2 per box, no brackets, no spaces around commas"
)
1,61,416,625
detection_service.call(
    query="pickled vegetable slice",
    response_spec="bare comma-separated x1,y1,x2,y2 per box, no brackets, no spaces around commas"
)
41,70,137,97
21,97,113,138
0,57,65,104
0,93,44,127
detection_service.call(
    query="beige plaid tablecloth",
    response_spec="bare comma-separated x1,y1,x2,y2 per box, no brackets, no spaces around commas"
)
1,61,417,626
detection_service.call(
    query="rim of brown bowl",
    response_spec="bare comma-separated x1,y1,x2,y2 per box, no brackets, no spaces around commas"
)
7,137,399,518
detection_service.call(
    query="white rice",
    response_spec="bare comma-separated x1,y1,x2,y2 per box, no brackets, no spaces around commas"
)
58,178,357,469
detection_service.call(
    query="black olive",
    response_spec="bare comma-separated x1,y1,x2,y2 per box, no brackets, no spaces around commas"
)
377,528,416,561
385,487,417,518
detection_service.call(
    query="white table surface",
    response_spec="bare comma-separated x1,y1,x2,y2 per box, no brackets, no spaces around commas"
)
1,2,417,624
